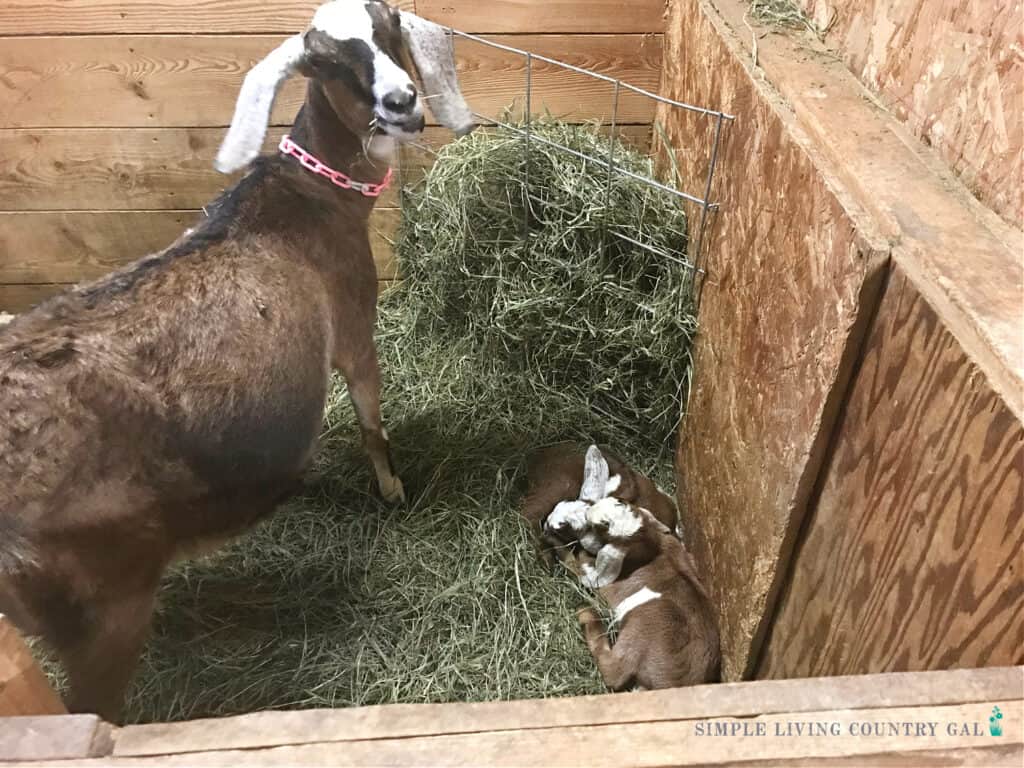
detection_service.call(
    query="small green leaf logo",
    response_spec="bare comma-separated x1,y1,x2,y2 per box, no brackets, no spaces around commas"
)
989,706,1003,737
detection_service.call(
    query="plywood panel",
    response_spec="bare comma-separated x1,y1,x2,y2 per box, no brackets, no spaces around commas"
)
416,1,666,33
0,209,399,284
657,0,889,681
0,616,65,716
797,0,1023,228
0,35,662,128
0,125,648,211
0,1,663,34
758,267,1024,679
0,1,412,34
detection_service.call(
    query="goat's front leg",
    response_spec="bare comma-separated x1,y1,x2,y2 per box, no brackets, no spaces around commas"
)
336,343,404,503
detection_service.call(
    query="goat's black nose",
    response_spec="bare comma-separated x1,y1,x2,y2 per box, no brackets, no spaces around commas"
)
382,87,416,113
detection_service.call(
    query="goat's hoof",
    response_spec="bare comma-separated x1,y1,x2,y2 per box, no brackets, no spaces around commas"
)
577,607,600,625
379,475,406,504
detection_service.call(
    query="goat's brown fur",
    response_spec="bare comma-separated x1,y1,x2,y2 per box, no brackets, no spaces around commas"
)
578,508,720,690
521,442,678,569
0,75,406,720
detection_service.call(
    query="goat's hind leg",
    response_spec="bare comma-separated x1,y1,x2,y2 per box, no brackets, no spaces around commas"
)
578,609,635,691
337,345,404,503
55,583,157,723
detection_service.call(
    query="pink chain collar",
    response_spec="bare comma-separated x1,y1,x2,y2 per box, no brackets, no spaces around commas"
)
279,135,393,198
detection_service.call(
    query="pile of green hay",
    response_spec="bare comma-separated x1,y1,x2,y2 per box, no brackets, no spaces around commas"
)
106,120,696,723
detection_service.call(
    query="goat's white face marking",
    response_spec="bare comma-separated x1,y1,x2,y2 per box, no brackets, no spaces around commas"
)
310,0,422,136
587,497,642,538
604,474,621,495
613,586,661,624
547,500,588,534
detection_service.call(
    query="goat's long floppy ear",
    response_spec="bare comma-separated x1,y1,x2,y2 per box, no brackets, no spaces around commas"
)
579,445,610,503
215,34,306,174
399,12,475,136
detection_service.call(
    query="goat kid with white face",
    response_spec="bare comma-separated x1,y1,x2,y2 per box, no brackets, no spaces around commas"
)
0,0,472,722
522,445,719,689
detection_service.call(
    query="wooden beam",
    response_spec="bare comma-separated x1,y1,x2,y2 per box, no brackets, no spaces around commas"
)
14,699,1024,766
113,666,1023,757
0,209,399,285
0,125,649,211
0,615,64,717
0,1,413,35
0,35,662,129
415,1,667,33
0,715,112,763
0,1,661,35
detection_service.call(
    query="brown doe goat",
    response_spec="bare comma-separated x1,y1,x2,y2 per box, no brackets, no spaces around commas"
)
0,0,473,721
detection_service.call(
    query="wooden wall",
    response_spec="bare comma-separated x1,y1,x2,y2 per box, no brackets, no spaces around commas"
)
758,266,1024,677
656,0,888,682
660,0,1023,682
796,0,1023,230
0,1,665,312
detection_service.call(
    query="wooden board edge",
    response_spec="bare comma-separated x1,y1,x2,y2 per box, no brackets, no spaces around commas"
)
112,667,1024,757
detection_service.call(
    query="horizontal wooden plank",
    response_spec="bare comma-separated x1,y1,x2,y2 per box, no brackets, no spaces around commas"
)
17,699,1023,766
0,35,662,128
0,1,413,35
0,209,399,285
0,1,663,35
114,666,1024,757
0,715,111,762
0,125,649,211
416,1,666,33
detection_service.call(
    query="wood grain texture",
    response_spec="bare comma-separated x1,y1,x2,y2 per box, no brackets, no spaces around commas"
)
0,715,112,762
0,616,65,716
0,284,62,313
657,0,889,681
758,267,1024,679
0,1,663,34
714,0,1024,429
0,208,399,283
0,35,662,128
7,700,1023,766
796,0,1023,229
112,666,1024,757
415,1,667,33
0,125,648,211
0,1,412,34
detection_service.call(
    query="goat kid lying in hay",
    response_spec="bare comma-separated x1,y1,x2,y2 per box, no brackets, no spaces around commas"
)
524,444,721,690
0,0,473,722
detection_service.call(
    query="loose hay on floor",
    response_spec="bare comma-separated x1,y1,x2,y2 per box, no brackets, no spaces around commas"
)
107,119,697,723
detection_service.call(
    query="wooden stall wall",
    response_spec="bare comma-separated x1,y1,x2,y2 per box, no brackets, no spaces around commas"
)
758,266,1024,678
659,0,1023,682
0,0,665,312
656,0,888,682
795,0,1024,229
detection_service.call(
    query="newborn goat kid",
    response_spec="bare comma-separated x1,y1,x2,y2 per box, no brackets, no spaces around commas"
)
578,501,720,690
0,0,472,721
522,444,719,690
522,443,677,569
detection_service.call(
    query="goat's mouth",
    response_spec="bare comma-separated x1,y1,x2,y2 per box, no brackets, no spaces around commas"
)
376,113,425,141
